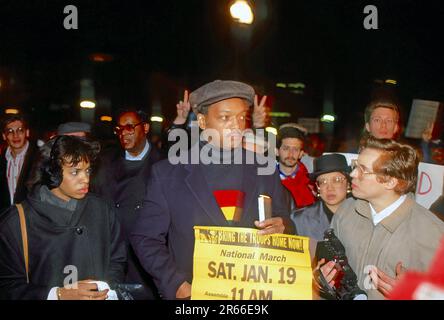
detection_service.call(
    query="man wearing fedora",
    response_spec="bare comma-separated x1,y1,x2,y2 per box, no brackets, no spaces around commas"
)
291,153,351,241
317,137,444,299
130,80,293,300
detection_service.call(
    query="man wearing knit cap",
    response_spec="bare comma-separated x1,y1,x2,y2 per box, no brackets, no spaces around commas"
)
131,80,293,300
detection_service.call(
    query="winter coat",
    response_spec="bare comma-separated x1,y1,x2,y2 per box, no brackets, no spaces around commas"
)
331,197,444,300
0,187,126,300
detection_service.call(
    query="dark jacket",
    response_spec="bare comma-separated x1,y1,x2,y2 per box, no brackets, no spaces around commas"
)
0,142,38,214
0,187,126,300
130,148,292,300
93,144,162,239
93,144,163,299
291,201,332,241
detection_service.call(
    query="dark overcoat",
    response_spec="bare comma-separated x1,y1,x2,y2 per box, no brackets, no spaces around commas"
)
0,188,126,300
130,149,292,299
93,144,163,299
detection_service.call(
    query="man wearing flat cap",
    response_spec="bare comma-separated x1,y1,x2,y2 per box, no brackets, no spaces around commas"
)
131,80,293,300
166,81,270,151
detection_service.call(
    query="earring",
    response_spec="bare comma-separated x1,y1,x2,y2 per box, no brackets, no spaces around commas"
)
347,187,352,194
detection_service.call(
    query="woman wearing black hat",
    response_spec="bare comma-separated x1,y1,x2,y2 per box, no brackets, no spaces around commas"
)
291,153,351,241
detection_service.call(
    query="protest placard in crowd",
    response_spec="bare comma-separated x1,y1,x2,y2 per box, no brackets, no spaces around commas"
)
405,99,442,139
191,226,312,300
415,162,444,209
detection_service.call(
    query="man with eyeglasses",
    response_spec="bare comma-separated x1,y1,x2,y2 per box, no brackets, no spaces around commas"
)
362,100,439,165
0,114,38,213
93,109,163,300
316,136,444,300
363,101,400,140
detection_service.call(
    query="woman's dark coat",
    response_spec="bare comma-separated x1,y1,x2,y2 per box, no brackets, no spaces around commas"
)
0,188,126,300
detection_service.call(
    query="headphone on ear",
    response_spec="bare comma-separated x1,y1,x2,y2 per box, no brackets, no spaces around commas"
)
43,135,64,188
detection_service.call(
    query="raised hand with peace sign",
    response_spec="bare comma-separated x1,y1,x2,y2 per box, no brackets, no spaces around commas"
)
252,94,270,128
173,90,191,125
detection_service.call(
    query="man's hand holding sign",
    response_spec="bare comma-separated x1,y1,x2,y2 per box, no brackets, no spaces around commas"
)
191,226,312,300
191,195,311,300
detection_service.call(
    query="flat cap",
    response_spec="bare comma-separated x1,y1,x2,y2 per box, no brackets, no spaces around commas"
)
57,122,91,135
189,80,255,114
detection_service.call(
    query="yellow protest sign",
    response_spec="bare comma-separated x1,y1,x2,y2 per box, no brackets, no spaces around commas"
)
191,226,312,300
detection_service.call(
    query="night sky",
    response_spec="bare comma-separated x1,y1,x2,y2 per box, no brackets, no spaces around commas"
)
1,0,443,145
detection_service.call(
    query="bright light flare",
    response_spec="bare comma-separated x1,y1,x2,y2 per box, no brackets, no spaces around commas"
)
80,100,96,109
100,116,112,122
321,114,335,122
5,108,19,114
230,1,254,24
265,127,278,135
150,116,164,123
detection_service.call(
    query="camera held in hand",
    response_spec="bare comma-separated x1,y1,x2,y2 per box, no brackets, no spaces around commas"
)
315,228,367,300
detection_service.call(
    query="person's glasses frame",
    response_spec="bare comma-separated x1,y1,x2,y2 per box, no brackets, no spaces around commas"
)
370,117,396,128
3,127,26,136
350,159,378,179
316,175,347,189
114,122,144,135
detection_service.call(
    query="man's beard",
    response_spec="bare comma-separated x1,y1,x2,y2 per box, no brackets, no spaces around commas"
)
281,157,298,168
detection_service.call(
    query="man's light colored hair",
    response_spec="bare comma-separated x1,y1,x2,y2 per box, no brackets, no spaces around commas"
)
364,100,400,124
360,136,419,194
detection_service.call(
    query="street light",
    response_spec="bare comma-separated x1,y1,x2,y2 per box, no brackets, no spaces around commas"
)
100,115,112,122
5,108,19,114
80,100,96,109
321,114,335,123
150,116,164,123
385,79,397,85
230,0,254,24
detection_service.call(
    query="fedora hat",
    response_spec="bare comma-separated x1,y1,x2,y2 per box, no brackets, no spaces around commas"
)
309,153,351,180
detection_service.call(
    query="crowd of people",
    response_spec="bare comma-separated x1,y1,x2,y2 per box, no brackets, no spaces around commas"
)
0,79,443,300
